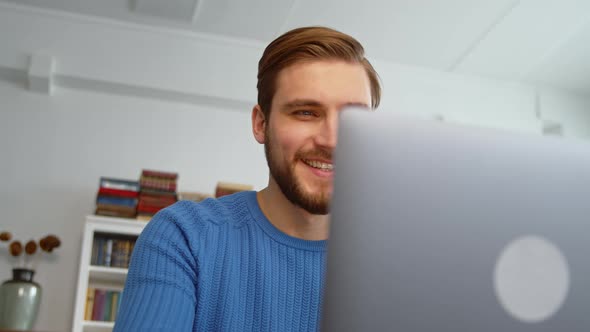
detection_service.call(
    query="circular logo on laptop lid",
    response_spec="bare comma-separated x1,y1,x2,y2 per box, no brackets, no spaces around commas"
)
494,235,570,323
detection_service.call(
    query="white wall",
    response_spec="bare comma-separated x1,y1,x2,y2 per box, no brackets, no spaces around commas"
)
0,79,268,331
1,3,590,332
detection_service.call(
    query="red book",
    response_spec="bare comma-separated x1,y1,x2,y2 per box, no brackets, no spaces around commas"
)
137,205,165,214
92,289,106,321
141,170,178,180
139,179,177,192
138,195,177,206
98,188,139,198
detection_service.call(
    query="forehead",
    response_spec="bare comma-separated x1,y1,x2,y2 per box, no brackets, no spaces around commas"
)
273,60,372,108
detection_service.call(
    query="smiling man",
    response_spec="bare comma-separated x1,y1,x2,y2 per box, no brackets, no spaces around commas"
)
114,27,381,331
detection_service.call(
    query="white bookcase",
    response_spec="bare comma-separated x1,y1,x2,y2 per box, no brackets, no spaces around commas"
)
72,215,147,332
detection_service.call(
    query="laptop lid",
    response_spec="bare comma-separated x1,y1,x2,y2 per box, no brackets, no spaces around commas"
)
322,109,590,331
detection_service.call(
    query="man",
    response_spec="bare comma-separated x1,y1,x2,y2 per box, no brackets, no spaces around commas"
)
114,26,381,331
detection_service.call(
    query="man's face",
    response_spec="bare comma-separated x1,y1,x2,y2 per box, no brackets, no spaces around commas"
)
258,60,372,215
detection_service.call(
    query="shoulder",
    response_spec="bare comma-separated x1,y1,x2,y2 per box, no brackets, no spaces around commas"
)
147,191,256,232
204,190,257,227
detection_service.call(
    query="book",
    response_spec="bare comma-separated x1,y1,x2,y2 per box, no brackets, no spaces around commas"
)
139,170,178,192
92,289,106,321
116,291,123,318
139,177,177,192
91,238,99,265
103,291,113,321
140,187,178,195
110,240,121,268
104,239,113,267
98,187,139,198
136,204,166,215
84,287,95,321
141,169,178,179
122,240,132,268
96,203,137,214
110,292,120,321
100,177,140,192
95,208,137,219
137,194,177,206
95,237,105,266
137,198,176,209
96,196,138,207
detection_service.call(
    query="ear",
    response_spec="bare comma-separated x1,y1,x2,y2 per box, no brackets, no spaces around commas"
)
252,104,266,144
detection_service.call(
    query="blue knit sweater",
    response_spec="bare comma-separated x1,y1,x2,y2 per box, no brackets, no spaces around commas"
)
114,191,328,331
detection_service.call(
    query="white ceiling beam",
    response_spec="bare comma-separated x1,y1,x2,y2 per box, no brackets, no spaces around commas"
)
446,0,520,71
453,0,590,82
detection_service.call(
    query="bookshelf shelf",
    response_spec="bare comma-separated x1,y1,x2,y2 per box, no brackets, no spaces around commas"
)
82,320,115,332
72,215,147,332
89,266,129,284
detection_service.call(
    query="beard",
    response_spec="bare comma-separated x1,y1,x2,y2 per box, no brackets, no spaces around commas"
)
264,135,332,215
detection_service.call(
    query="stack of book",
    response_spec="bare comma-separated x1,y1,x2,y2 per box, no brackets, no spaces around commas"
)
85,287,122,322
95,178,139,218
215,181,253,198
137,170,178,220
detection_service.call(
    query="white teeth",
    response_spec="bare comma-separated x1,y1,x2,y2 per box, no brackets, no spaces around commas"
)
304,159,333,170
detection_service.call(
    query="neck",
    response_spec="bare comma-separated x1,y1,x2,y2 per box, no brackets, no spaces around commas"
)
256,180,330,241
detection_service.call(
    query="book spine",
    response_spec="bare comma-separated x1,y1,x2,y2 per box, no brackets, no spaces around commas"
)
122,241,131,268
96,203,137,214
95,209,137,219
96,196,138,207
138,195,178,205
110,292,120,321
98,188,139,198
96,237,105,266
91,238,99,265
84,287,95,321
100,178,140,191
103,291,113,321
110,240,119,268
104,239,113,267
136,205,165,215
141,170,178,179
114,240,127,268
117,291,123,318
92,289,105,321
140,181,177,192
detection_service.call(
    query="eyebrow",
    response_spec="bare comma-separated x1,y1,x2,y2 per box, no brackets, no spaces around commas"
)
342,102,370,109
282,99,370,110
282,99,323,109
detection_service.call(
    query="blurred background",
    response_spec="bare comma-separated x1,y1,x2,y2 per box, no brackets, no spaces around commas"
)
0,0,589,330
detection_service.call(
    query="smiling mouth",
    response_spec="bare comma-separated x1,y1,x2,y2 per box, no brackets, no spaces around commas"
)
302,159,334,171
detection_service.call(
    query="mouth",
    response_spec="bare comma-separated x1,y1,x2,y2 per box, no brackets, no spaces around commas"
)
302,159,334,172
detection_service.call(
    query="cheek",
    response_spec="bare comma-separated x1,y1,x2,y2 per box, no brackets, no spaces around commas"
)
272,131,299,159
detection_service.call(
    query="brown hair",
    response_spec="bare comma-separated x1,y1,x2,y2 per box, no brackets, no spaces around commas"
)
257,26,381,118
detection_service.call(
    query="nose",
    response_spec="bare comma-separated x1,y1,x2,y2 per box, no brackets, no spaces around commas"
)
315,112,339,150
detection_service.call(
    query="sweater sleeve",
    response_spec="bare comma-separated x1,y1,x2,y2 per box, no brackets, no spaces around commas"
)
114,206,199,331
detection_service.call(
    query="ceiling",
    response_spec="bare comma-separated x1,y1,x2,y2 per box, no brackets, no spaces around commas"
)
2,0,589,95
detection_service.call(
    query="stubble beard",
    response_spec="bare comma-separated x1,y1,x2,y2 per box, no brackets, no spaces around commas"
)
264,135,332,215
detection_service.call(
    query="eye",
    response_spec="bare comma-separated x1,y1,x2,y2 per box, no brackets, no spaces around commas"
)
293,110,317,118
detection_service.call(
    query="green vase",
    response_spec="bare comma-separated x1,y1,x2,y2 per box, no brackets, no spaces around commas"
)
0,268,42,330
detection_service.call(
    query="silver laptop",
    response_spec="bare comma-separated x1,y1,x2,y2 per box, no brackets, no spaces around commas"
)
322,109,590,331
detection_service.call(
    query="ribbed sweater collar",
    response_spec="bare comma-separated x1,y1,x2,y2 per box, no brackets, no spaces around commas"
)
243,191,328,252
